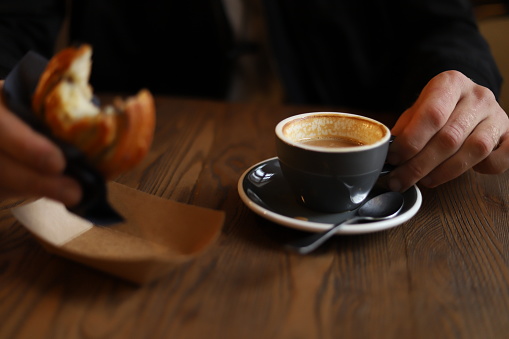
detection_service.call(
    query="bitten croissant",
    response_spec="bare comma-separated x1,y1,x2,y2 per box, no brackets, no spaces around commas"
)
32,44,156,178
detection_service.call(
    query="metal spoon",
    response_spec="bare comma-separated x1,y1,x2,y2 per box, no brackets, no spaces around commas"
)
285,191,405,254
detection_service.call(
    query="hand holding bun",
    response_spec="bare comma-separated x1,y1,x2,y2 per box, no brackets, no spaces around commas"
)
32,44,155,179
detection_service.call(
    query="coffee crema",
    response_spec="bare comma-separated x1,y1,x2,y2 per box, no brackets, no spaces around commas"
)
298,137,365,148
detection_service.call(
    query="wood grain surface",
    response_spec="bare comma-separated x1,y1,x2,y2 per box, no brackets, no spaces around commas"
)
1,97,509,339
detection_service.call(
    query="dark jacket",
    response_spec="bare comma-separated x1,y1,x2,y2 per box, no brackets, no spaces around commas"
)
0,0,502,112
263,0,502,110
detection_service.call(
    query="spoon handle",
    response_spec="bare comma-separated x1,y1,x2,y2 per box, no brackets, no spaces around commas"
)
285,216,366,255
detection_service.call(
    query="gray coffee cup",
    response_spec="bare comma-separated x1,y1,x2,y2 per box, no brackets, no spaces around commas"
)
275,112,391,213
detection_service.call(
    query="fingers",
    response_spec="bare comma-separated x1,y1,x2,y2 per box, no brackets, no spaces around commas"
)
474,131,509,174
388,71,470,190
387,71,509,191
0,81,82,205
419,116,502,187
0,151,82,206
388,71,466,166
0,102,66,175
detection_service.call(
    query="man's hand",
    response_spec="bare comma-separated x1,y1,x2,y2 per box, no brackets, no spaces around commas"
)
388,70,509,191
0,81,82,205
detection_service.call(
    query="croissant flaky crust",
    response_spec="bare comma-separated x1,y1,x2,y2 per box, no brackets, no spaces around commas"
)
32,44,156,178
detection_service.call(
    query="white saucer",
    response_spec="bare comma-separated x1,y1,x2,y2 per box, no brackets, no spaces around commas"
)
238,157,422,235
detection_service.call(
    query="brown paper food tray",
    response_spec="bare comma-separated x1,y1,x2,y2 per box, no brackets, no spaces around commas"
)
11,182,225,284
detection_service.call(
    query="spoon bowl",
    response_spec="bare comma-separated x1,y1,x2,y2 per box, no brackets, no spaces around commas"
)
285,191,404,254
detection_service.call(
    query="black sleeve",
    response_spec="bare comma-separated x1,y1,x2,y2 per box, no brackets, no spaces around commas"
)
0,0,65,78
263,0,502,111
396,0,503,107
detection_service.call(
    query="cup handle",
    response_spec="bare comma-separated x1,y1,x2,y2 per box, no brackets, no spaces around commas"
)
380,135,396,175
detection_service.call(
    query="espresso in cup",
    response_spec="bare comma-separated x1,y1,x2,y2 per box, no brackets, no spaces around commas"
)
275,112,391,212
298,136,365,148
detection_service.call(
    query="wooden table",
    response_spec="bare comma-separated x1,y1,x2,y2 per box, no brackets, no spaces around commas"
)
1,96,509,339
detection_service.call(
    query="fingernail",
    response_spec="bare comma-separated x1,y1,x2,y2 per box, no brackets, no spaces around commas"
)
60,180,82,206
388,176,402,192
40,150,66,174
